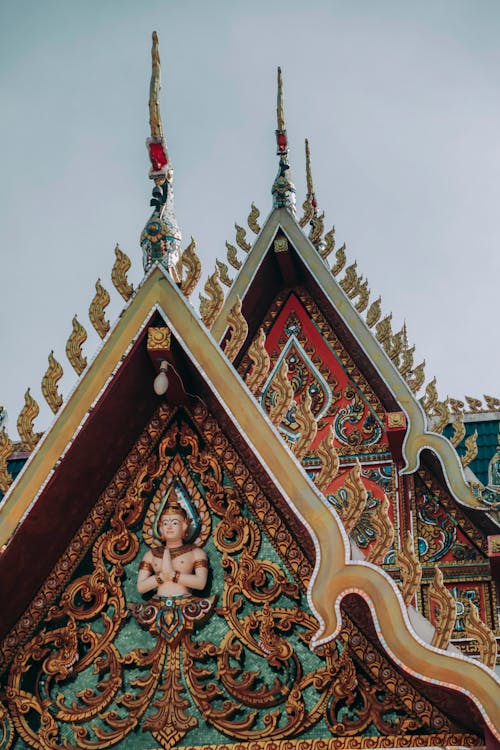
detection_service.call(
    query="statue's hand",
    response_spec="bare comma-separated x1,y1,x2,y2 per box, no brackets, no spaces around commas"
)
161,547,175,580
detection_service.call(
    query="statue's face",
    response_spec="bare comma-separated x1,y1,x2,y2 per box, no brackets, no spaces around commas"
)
159,512,188,546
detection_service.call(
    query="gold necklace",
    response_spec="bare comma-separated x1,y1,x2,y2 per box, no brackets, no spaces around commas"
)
151,543,196,560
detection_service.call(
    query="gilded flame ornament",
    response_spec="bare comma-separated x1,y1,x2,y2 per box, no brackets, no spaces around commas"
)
461,430,478,468
450,414,466,447
397,531,422,606
331,243,346,276
0,428,14,493
292,390,317,460
320,226,335,260
65,315,87,376
245,328,270,395
339,262,358,295
268,360,294,427
407,360,426,394
225,240,242,270
429,567,456,651
315,426,340,492
235,223,251,253
89,278,111,339
223,296,248,363
41,350,63,414
180,237,202,298
199,267,225,330
111,243,134,301
463,601,497,670
215,258,232,288
17,389,40,453
247,202,261,234
366,296,382,328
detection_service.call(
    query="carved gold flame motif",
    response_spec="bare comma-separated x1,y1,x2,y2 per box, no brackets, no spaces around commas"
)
225,241,242,270
65,315,88,376
464,602,497,670
41,351,63,414
397,531,422,606
331,243,346,276
320,226,335,260
449,398,465,415
268,360,294,427
315,426,340,492
0,428,14,493
17,389,40,453
235,223,251,253
337,460,367,534
375,314,392,348
429,567,456,650
247,203,261,234
433,399,450,434
398,344,415,379
484,394,500,410
199,267,224,330
180,237,202,298
299,194,314,228
308,211,324,247
111,243,134,301
224,296,248,362
461,430,478,468
420,377,438,416
339,262,358,295
367,492,394,565
354,279,370,313
450,414,466,447
292,390,317,460
407,360,426,394
465,396,483,412
366,296,382,328
245,328,270,395
89,278,111,339
215,258,232,287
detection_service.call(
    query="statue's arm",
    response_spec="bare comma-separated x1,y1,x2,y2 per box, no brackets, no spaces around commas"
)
177,549,209,591
137,552,160,594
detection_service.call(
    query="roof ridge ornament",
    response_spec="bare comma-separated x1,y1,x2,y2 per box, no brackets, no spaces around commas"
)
141,31,181,279
271,67,296,213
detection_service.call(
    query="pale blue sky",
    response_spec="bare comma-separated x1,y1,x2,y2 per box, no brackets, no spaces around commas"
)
1,1,499,435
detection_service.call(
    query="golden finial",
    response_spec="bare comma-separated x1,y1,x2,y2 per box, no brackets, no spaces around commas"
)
235,223,251,253
407,360,426,394
180,237,202,298
450,413,466,447
419,377,438,415
429,567,456,650
199,267,224,330
315,426,340,492
331,243,346,276
375,313,393,348
111,243,134,302
149,31,163,141
484,394,500,411
223,296,248,362
277,66,285,131
339,460,367,534
299,139,318,229
292,390,318,460
396,531,422,606
461,429,478,468
305,138,314,197
463,601,497,670
366,296,382,328
398,344,415,378
309,211,325,248
354,280,370,313
367,492,394,565
225,241,242,270
433,399,451,434
465,396,483,413
17,389,40,452
66,315,88,376
215,259,232,288
339,261,358,295
273,67,296,211
41,351,63,415
0,428,14,493
449,398,464,415
268,360,294,427
245,328,270,395
247,203,261,234
320,226,335,260
89,279,111,339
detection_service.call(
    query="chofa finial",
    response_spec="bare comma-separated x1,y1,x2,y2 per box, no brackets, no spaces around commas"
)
272,67,296,213
141,31,182,278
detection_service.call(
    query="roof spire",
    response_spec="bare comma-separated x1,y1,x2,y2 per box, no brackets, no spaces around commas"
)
271,67,296,213
305,139,318,216
140,31,181,278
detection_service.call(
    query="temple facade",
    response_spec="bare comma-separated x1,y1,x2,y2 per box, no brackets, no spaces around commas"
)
0,33,500,750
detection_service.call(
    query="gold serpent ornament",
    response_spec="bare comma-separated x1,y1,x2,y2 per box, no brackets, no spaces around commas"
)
41,351,63,414
89,278,111,339
65,315,87,375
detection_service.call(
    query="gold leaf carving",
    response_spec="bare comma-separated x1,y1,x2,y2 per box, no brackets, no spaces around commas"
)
429,567,456,651
398,344,415,378
339,261,358,295
216,259,232,288
450,414,465,447
407,360,426,394
292,390,317,460
461,429,478,468
247,203,261,234
199,268,224,330
315,426,340,492
449,398,464,415
484,394,500,411
347,274,363,300
268,360,294,427
224,296,248,363
396,531,422,606
387,327,404,364
245,328,270,395
366,492,394,565
65,315,87,376
375,314,392,348
226,241,241,270
338,460,367,534
89,278,111,339
354,279,370,313
465,395,482,412
464,602,497,670
320,226,335,260
419,377,438,416
331,243,346,276
299,195,314,229
366,296,382,328
17,389,40,452
433,399,450,434
308,211,324,248
111,243,134,301
235,223,251,253
41,351,63,415
180,237,202,298
0,428,14,493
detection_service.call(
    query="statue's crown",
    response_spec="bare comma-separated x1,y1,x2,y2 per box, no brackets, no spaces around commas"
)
161,501,188,521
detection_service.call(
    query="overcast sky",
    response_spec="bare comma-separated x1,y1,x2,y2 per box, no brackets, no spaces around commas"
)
0,1,499,437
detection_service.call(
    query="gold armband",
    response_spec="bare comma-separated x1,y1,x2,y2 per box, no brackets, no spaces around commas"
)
155,574,163,585
139,561,154,575
193,559,208,570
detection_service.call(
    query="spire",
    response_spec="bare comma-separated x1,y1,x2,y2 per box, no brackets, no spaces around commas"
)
304,139,318,216
140,31,181,278
271,67,296,213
